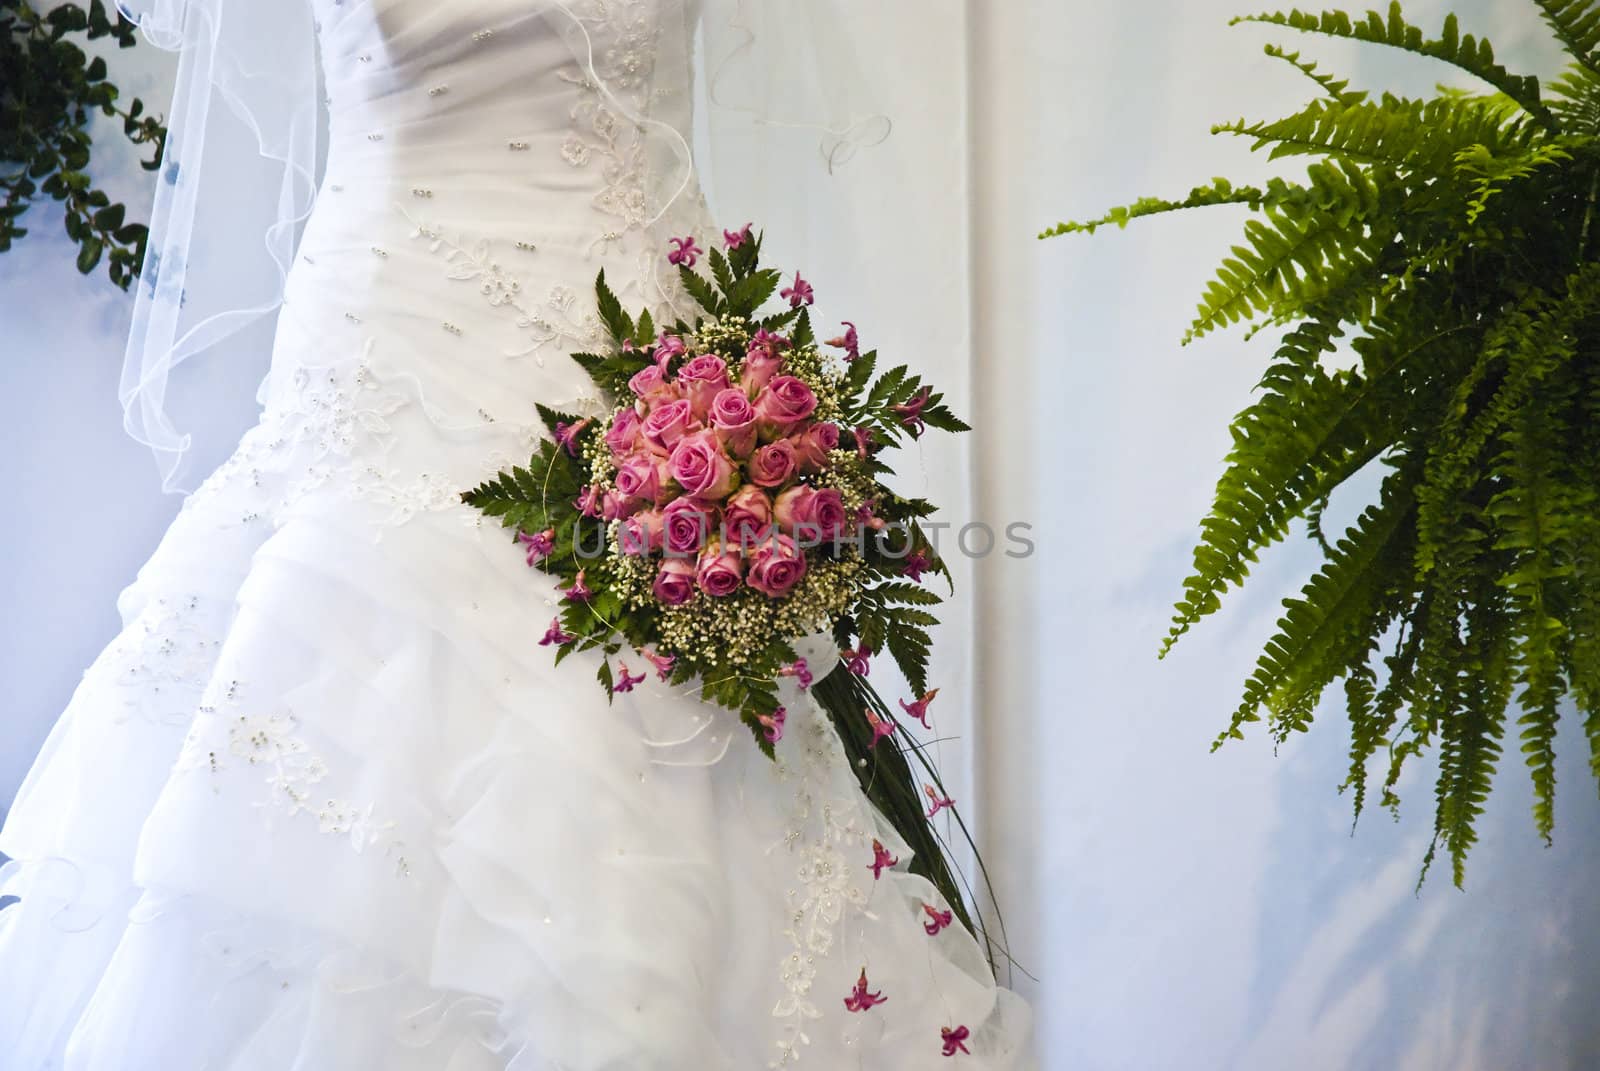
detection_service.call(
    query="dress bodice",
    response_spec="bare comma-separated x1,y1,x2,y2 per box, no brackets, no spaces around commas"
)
245,0,711,493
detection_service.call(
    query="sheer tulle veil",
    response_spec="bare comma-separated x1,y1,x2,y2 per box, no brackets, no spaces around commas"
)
113,0,901,494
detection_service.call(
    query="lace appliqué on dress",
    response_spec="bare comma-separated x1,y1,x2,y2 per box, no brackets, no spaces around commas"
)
402,207,608,364
768,702,876,1067
86,594,221,728
175,688,411,877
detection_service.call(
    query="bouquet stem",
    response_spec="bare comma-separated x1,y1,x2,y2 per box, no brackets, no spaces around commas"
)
811,664,981,945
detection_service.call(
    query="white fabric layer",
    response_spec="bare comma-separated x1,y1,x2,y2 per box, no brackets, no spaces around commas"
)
3,1,1031,1067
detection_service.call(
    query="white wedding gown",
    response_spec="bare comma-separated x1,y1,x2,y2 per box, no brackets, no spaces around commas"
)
0,1,1031,1068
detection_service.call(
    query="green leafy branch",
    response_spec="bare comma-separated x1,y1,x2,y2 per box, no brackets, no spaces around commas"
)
1045,0,1600,885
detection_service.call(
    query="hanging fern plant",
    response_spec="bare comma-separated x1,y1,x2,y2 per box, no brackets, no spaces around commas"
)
1044,0,1600,886
1,0,165,289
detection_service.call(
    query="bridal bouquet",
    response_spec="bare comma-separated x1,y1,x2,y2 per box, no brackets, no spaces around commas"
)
464,227,976,929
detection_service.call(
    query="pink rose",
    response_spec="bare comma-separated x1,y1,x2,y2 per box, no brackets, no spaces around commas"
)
628,364,679,408
618,508,664,555
641,398,698,456
754,376,818,440
740,348,785,395
747,439,798,489
614,452,661,505
605,408,642,457
774,485,847,543
747,534,808,598
676,354,730,421
652,558,697,606
722,484,774,548
709,387,759,459
668,430,739,501
791,421,839,474
601,490,638,522
661,497,715,557
696,540,745,597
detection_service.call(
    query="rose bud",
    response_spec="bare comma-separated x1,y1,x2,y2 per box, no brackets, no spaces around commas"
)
652,558,697,606
753,376,819,440
695,539,745,597
668,429,739,501
710,387,759,459
747,438,798,489
740,340,786,394
747,533,808,598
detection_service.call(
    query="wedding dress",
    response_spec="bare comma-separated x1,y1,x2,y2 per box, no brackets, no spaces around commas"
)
0,1,1032,1067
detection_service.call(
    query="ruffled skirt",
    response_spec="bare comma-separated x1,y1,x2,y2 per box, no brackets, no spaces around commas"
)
0,335,1031,1068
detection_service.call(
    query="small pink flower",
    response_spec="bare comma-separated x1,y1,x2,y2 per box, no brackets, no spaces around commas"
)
921,902,954,936
845,644,872,677
778,659,813,689
640,647,676,680
924,784,956,818
747,328,791,361
852,424,874,460
723,222,752,249
518,528,555,566
539,617,575,646
864,705,895,749
759,706,787,744
893,386,932,437
941,1025,972,1057
781,272,814,307
652,333,688,372
667,235,703,267
574,485,603,518
721,484,774,548
554,418,590,457
903,552,932,582
652,558,697,606
613,660,646,694
869,839,899,879
564,569,593,603
826,321,860,361
843,968,887,1012
899,688,939,730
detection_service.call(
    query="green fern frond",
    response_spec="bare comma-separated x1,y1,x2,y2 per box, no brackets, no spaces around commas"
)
1263,43,1369,104
1535,0,1600,76
1233,4,1554,130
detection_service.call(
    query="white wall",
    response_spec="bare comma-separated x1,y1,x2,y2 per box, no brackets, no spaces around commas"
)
976,1,1600,1068
3,3,1598,1069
